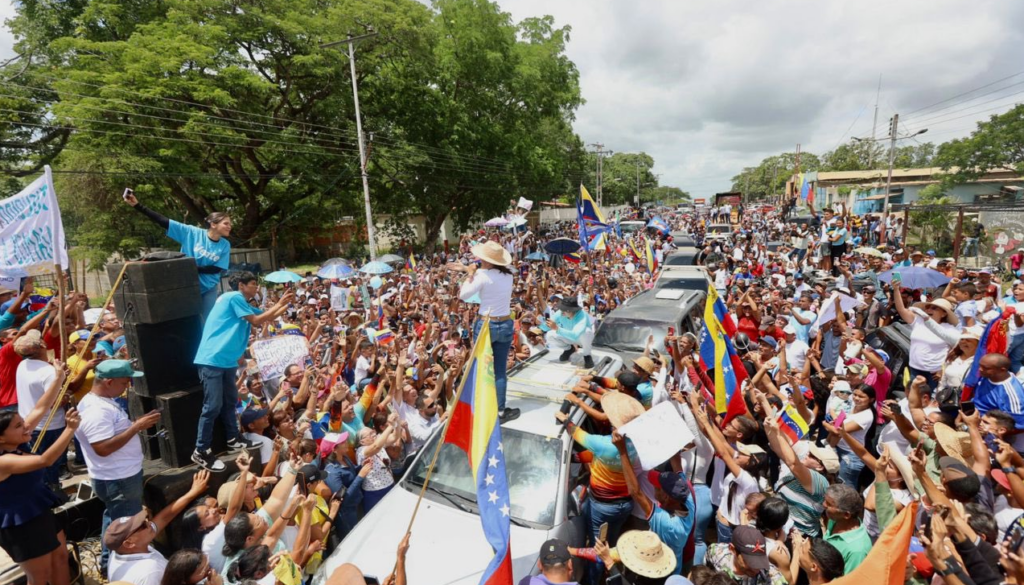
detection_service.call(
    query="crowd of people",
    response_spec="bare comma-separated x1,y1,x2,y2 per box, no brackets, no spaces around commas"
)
2,192,1024,585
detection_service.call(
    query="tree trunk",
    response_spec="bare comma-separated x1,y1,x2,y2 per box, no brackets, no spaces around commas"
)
422,212,448,254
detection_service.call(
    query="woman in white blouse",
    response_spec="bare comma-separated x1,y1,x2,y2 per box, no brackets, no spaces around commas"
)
893,287,960,392
448,241,519,422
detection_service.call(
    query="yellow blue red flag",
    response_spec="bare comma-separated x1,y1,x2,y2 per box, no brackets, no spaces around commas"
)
444,322,513,585
698,285,748,424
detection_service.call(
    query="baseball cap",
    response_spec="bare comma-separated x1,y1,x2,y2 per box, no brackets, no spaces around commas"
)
69,329,91,344
794,272,804,279
95,359,145,379
12,329,44,356
113,335,127,353
539,538,571,566
239,408,268,428
759,336,778,350
297,463,326,484
731,526,769,571
783,324,797,335
872,348,890,364
646,470,690,503
103,510,150,550
832,380,852,393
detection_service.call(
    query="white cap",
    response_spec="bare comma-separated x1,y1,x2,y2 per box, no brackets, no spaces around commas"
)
783,324,797,335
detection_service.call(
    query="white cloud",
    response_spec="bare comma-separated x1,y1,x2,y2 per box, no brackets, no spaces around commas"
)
2,0,1022,199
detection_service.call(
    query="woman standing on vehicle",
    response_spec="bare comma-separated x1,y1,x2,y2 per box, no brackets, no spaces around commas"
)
124,190,232,321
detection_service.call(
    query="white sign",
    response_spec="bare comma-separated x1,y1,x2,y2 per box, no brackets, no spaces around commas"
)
251,335,310,380
619,402,695,470
517,197,534,211
330,284,350,311
0,167,68,277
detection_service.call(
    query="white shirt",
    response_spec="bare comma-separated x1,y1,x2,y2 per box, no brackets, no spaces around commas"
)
909,317,959,372
16,358,63,430
459,268,513,317
838,408,875,451
202,522,227,573
785,339,809,372
108,546,167,585
75,392,143,480
354,355,372,383
357,445,394,491
244,432,274,464
406,411,440,453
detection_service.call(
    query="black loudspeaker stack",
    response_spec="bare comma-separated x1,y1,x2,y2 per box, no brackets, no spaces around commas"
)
107,257,223,467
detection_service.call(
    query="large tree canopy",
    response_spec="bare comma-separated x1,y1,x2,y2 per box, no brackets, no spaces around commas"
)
0,0,586,264
935,104,1024,185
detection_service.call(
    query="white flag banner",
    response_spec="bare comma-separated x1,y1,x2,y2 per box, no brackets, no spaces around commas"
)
517,197,534,211
0,167,68,276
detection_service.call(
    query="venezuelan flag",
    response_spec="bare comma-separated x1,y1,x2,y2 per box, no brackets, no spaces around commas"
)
579,184,607,225
444,322,513,585
962,306,1014,401
778,405,809,443
627,240,642,263
698,285,747,424
644,238,657,274
563,252,582,264
373,328,394,345
406,254,417,271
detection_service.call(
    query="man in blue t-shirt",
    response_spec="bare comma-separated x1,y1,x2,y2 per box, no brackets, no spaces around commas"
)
192,272,293,470
613,431,694,576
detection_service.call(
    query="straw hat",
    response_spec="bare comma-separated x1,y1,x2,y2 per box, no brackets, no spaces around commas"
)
960,326,983,341
933,422,972,465
882,442,918,496
912,298,959,326
601,391,645,428
470,241,512,267
616,530,677,578
808,443,840,474
632,357,657,375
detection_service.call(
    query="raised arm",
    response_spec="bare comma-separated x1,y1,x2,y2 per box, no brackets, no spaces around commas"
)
611,431,652,518
763,409,815,492
155,470,210,533
892,284,916,325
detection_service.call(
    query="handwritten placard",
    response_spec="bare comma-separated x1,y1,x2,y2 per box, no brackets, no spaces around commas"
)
0,167,68,277
251,335,310,380
619,402,695,470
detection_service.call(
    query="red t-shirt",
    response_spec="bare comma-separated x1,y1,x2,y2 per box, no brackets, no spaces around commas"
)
0,343,23,408
737,316,761,343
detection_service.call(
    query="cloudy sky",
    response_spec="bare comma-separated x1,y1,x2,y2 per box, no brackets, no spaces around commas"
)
2,0,1023,199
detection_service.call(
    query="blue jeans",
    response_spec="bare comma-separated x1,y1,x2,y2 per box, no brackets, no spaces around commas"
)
583,497,633,585
716,516,734,545
1008,335,1024,372
93,470,143,573
692,484,713,565
200,287,219,324
30,427,67,488
908,366,939,393
837,446,865,488
196,365,240,452
473,318,514,411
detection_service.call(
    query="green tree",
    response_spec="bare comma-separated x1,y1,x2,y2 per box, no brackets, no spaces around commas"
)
935,104,1024,185
820,141,884,171
647,185,689,204
908,184,957,254
586,151,656,205
731,151,821,200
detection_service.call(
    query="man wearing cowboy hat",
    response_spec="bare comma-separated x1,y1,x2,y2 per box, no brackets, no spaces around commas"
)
544,296,595,369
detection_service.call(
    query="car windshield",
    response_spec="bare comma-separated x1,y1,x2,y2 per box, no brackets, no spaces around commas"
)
708,225,732,234
595,318,669,351
402,427,562,527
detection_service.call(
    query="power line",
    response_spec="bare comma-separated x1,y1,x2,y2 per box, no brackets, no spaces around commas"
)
904,69,1024,117
903,86,1024,127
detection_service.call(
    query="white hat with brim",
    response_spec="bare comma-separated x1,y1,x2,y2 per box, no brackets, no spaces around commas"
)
470,241,512,267
616,530,677,578
912,298,959,326
808,443,840,474
882,442,918,496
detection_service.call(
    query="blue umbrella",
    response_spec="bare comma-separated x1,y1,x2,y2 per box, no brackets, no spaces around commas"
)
878,266,951,290
525,251,550,262
544,238,581,255
360,261,395,275
317,263,354,279
265,270,303,284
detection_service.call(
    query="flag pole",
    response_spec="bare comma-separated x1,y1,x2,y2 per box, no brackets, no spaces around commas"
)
32,262,132,452
402,314,490,536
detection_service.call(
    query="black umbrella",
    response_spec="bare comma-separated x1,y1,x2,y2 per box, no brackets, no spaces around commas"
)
544,238,581,255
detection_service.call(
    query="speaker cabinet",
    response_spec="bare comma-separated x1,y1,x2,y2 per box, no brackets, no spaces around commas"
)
107,258,202,324
156,388,229,468
122,316,202,397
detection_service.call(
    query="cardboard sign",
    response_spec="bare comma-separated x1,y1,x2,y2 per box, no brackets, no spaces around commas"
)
619,402,695,470
250,335,310,380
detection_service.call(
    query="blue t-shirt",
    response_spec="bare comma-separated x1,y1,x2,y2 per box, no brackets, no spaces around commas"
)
791,309,816,343
194,292,260,368
167,220,231,294
648,491,695,575
831,228,848,246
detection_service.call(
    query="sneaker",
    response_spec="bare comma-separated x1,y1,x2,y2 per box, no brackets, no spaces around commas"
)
583,355,594,369
499,408,521,423
558,348,574,362
59,468,73,481
226,437,256,451
191,449,226,471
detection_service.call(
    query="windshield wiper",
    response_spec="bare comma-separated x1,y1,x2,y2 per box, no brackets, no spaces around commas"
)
508,516,530,528
410,479,533,527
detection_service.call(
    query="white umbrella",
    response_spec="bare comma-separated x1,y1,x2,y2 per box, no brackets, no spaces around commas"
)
485,217,509,227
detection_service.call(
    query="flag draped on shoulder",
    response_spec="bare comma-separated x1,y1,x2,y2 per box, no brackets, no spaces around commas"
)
828,502,917,585
698,285,747,424
961,306,1014,401
443,322,513,585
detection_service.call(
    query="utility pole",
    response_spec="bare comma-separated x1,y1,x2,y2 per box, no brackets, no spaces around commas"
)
880,114,899,245
321,30,379,260
771,162,779,205
635,158,640,207
870,74,882,166
589,143,611,207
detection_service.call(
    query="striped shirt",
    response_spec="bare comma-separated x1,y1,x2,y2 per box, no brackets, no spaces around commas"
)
572,427,634,501
774,468,828,537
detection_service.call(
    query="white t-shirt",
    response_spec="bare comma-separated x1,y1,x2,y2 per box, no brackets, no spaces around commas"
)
16,358,63,430
202,522,227,573
785,339,809,372
838,408,875,450
405,412,439,454
75,393,143,480
354,355,372,383
108,546,167,585
720,469,760,525
909,317,959,372
244,432,274,465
